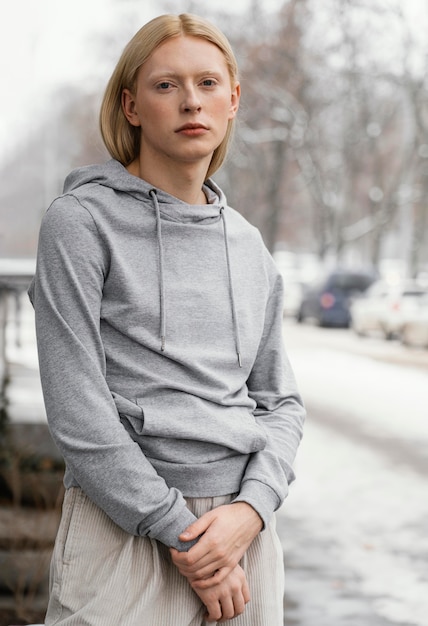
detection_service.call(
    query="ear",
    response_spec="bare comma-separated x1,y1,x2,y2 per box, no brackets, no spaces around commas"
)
228,82,241,121
122,89,141,127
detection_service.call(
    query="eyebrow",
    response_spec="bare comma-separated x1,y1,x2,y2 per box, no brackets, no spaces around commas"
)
147,69,224,81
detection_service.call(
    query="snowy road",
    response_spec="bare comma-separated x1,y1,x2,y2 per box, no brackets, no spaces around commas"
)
278,320,428,626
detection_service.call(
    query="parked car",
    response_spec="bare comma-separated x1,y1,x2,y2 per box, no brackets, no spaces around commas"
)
399,293,428,348
350,279,428,340
296,268,376,327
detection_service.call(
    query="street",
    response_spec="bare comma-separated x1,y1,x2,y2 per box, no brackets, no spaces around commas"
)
279,319,428,626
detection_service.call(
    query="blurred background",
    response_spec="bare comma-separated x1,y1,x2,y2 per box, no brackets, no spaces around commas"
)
1,0,428,274
1,0,428,624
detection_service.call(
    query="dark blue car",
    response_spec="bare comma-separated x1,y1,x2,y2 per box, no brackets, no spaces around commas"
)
296,269,376,327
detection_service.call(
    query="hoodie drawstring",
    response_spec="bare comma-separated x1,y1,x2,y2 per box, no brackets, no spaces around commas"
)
220,207,243,368
150,190,166,352
149,190,242,368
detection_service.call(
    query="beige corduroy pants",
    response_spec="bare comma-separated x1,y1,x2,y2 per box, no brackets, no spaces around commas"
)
45,487,285,626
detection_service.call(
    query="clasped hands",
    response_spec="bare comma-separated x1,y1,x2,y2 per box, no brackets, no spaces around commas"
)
170,502,263,623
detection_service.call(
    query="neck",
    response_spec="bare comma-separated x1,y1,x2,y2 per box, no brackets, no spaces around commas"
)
127,155,210,205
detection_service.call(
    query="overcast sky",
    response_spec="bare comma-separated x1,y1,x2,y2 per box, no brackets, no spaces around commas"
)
0,0,426,164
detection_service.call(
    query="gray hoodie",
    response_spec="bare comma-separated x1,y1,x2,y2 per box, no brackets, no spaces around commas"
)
29,159,305,550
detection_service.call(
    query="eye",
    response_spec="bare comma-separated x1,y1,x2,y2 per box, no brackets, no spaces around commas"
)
201,78,217,87
157,81,172,90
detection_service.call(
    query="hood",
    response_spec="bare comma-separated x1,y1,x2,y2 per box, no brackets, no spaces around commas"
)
63,158,227,225
63,159,242,367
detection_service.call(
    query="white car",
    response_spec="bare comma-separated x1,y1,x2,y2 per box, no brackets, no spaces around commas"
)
400,293,428,348
350,280,428,340
282,278,305,317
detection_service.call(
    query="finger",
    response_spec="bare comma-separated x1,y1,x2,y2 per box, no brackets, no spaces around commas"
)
191,567,232,589
171,545,228,579
243,577,251,604
170,546,211,580
170,551,211,579
217,595,235,622
179,560,228,583
216,591,246,623
179,511,214,542
204,599,222,623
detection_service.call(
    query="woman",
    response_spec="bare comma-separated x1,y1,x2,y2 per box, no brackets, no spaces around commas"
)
29,13,305,625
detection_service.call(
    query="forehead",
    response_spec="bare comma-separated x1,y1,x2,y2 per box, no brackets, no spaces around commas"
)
143,35,229,75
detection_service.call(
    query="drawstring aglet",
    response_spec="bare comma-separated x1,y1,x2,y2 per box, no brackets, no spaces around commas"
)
237,352,242,368
161,336,166,352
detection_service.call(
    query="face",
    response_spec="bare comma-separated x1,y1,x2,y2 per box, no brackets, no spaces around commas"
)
122,35,240,171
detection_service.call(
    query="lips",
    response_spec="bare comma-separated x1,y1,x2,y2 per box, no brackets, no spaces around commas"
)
176,123,208,132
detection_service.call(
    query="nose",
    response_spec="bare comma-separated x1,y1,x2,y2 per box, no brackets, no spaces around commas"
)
181,85,202,113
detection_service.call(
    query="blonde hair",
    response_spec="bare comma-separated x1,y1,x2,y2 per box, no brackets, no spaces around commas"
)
99,13,239,180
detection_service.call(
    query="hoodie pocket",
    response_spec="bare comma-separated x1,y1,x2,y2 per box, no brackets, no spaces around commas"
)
112,392,144,435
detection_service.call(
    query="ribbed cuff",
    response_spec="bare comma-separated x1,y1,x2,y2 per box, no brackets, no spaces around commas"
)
231,479,285,530
147,504,199,551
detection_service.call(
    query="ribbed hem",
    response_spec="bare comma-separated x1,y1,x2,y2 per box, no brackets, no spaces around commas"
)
149,453,250,498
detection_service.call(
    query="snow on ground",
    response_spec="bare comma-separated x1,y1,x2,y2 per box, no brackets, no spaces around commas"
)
279,322,428,625
280,419,428,625
291,348,428,446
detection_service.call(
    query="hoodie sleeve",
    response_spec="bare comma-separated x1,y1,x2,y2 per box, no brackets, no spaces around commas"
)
232,262,305,528
29,195,198,550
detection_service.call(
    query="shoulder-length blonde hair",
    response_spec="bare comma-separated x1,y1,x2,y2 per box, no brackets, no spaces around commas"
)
99,13,239,180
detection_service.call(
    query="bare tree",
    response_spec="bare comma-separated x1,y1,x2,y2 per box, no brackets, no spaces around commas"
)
222,0,311,252
220,0,427,279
